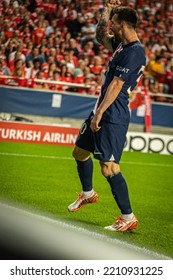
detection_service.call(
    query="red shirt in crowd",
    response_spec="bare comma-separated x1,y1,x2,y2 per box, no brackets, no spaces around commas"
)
32,28,45,45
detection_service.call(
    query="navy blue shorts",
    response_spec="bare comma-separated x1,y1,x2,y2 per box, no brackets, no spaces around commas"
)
75,113,128,163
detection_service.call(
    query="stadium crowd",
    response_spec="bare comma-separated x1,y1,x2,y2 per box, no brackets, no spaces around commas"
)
0,0,173,102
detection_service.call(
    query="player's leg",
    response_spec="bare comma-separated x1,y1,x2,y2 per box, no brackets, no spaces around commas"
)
94,121,138,231
72,145,93,193
100,161,138,231
68,146,98,212
68,115,99,212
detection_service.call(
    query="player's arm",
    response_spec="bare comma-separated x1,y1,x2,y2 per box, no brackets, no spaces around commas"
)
90,76,124,132
96,0,121,52
96,6,114,51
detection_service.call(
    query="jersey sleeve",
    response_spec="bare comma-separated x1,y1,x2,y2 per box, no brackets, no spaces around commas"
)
113,50,145,81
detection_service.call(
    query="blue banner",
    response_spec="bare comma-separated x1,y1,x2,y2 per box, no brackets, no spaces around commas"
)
0,86,96,119
0,86,173,127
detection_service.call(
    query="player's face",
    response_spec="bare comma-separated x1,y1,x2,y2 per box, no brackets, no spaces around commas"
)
110,14,122,38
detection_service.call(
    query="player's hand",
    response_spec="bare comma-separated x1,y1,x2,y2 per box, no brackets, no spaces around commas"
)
105,0,121,8
90,112,102,133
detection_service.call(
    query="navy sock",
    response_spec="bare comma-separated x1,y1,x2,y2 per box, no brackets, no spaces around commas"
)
107,172,132,214
76,158,93,192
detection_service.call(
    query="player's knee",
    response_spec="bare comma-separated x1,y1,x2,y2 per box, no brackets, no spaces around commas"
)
72,146,90,161
100,162,120,177
101,165,110,177
72,148,76,159
72,148,80,160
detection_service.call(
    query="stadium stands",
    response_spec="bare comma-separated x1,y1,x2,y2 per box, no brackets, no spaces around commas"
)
0,0,172,101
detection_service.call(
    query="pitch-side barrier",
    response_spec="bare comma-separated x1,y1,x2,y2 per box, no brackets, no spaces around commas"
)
0,75,173,100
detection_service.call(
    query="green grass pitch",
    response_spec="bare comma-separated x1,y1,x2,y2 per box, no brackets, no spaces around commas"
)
0,141,173,258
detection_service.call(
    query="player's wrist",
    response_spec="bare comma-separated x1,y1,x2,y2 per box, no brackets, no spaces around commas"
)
96,108,104,116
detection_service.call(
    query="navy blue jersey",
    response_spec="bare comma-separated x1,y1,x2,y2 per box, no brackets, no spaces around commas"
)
94,40,146,124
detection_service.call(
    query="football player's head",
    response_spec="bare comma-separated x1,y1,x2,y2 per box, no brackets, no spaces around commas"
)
110,6,138,29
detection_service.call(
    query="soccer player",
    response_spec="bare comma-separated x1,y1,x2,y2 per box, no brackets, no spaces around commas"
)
68,0,146,232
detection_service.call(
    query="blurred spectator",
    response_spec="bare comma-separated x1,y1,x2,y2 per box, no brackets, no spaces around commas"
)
3,19,13,39
49,70,65,91
85,75,98,95
66,12,84,38
0,44,7,67
165,55,173,75
166,36,173,53
45,19,57,37
69,38,80,57
4,37,20,63
9,51,25,73
34,69,49,90
26,46,44,65
13,58,26,76
59,63,72,83
81,16,96,42
39,45,47,63
90,55,102,75
10,58,27,87
145,55,169,93
146,55,165,77
29,58,41,79
27,0,37,13
9,45,26,67
73,68,84,85
144,42,154,64
140,75,167,102
82,40,95,58
83,66,91,78
55,46,64,62
46,62,57,80
62,48,77,75
24,41,34,57
0,60,11,76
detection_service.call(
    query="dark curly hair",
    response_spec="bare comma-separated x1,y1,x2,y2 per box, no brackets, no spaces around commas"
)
110,6,138,29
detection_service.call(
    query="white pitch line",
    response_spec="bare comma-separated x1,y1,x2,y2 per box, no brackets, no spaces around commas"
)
0,152,173,168
0,202,171,260
0,152,73,160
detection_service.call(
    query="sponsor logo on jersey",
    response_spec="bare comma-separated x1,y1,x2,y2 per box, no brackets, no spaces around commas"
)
116,65,130,73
